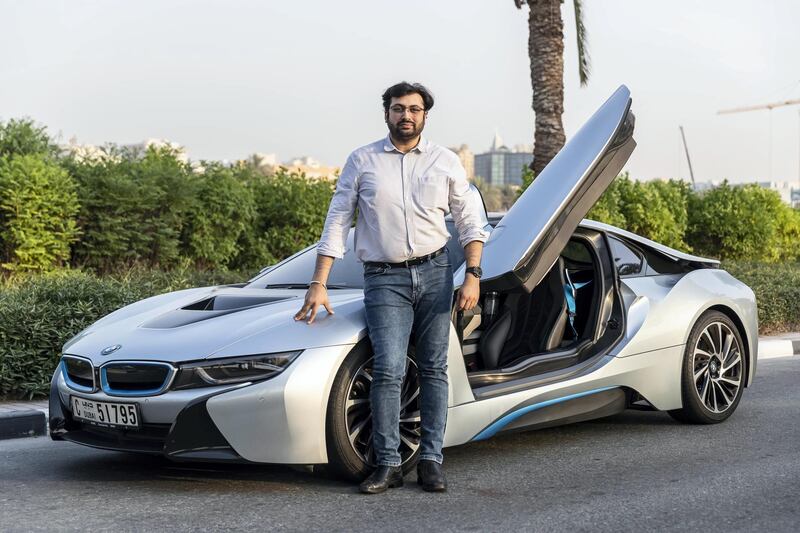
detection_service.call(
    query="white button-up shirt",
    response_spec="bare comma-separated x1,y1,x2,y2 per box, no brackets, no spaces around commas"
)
317,135,490,263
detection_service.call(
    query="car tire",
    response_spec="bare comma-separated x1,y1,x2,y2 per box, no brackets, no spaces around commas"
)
325,342,422,482
668,310,746,424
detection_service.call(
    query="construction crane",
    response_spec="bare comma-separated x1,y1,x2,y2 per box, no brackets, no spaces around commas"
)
678,125,696,187
718,98,800,185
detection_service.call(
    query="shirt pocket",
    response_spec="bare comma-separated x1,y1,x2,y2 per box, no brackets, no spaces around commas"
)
416,173,447,209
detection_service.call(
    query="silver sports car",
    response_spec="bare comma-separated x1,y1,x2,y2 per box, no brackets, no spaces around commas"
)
49,86,758,480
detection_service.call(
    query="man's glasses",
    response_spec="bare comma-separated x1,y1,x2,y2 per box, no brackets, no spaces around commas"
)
389,105,425,116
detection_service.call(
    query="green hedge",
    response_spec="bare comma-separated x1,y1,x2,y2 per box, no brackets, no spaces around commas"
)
723,261,800,335
3,116,798,276
0,267,249,399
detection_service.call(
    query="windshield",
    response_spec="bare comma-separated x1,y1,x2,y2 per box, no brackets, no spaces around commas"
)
245,220,472,290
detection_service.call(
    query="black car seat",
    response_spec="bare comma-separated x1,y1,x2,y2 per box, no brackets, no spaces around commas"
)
478,257,568,370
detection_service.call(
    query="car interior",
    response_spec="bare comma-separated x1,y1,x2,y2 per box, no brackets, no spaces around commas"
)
450,226,625,392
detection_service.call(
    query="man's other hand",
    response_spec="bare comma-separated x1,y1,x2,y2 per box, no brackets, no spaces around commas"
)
457,275,479,311
294,284,334,324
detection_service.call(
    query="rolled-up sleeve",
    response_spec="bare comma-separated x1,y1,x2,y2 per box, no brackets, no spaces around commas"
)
448,158,490,248
317,152,360,259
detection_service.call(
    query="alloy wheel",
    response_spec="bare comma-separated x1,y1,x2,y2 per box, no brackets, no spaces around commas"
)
344,355,421,467
691,321,743,414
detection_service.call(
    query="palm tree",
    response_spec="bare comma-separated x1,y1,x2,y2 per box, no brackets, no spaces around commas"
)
514,0,590,175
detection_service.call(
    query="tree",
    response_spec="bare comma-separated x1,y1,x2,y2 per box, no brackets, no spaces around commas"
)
231,168,335,270
0,118,59,159
687,182,790,261
65,146,198,272
514,0,590,175
0,155,80,272
182,162,256,269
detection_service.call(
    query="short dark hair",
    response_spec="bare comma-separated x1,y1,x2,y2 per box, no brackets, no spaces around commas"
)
381,82,434,113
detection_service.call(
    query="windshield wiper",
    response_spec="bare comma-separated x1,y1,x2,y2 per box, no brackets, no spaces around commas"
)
262,283,351,290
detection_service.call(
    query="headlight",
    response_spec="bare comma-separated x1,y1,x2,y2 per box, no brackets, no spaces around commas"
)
171,350,302,390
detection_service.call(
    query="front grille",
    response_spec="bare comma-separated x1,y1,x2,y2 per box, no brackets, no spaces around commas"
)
62,356,95,392
100,362,175,396
69,422,171,453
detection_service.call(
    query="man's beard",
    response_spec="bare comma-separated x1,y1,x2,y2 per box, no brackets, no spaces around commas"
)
388,118,424,141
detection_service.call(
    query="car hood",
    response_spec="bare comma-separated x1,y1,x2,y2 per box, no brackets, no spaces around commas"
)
63,286,367,364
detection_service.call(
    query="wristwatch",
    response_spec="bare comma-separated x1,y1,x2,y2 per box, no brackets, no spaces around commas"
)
465,266,483,279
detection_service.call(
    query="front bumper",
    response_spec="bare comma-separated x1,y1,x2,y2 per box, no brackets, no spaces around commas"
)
49,344,354,464
49,372,246,461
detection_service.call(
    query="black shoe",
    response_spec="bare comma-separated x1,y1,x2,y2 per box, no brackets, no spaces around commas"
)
416,459,447,492
358,465,404,494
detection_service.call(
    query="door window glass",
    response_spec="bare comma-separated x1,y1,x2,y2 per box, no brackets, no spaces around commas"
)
608,236,644,277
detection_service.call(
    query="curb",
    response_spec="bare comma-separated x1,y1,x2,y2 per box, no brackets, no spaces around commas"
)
759,338,800,359
0,409,47,440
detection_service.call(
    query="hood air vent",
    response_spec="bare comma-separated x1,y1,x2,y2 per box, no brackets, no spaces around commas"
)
141,295,295,329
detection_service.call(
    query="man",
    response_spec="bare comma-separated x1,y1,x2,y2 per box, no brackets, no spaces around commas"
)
294,82,488,494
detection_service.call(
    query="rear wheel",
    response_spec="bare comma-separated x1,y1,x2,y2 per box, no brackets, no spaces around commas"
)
325,343,422,481
668,311,745,424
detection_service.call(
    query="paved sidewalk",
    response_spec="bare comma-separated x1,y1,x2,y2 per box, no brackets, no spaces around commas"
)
1,334,797,441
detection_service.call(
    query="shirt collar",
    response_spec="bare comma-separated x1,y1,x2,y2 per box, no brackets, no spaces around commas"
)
383,134,429,154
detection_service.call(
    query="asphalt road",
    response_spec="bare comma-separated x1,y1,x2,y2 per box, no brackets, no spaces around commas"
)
1,357,798,533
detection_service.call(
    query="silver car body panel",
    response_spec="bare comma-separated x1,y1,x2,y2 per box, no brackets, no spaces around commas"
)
63,288,368,364
481,85,636,292
580,219,721,266
206,344,352,464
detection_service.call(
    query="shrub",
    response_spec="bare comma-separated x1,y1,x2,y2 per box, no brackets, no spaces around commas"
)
0,118,58,158
724,260,800,334
0,266,250,399
772,207,800,262
588,174,690,251
687,182,787,261
65,146,198,271
232,168,335,270
182,162,256,268
0,155,80,271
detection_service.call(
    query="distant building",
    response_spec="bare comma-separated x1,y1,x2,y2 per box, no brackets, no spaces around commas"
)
61,137,115,163
61,137,191,165
124,138,189,164
448,144,474,180
473,132,533,187
281,155,339,180
753,181,799,208
246,152,278,174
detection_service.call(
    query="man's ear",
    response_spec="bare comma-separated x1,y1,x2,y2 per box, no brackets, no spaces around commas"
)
384,111,389,123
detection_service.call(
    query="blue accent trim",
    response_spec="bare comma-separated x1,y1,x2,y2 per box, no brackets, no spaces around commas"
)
100,362,175,397
471,386,619,441
60,358,95,393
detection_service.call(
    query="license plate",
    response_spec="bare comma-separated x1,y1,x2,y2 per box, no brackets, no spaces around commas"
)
70,396,140,429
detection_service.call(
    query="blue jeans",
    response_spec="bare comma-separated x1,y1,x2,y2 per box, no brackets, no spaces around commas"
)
362,248,453,466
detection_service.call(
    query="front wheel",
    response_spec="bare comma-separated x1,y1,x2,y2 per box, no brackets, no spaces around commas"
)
325,343,422,481
668,311,745,424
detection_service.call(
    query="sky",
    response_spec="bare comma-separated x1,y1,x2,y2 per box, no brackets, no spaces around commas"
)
2,0,799,184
